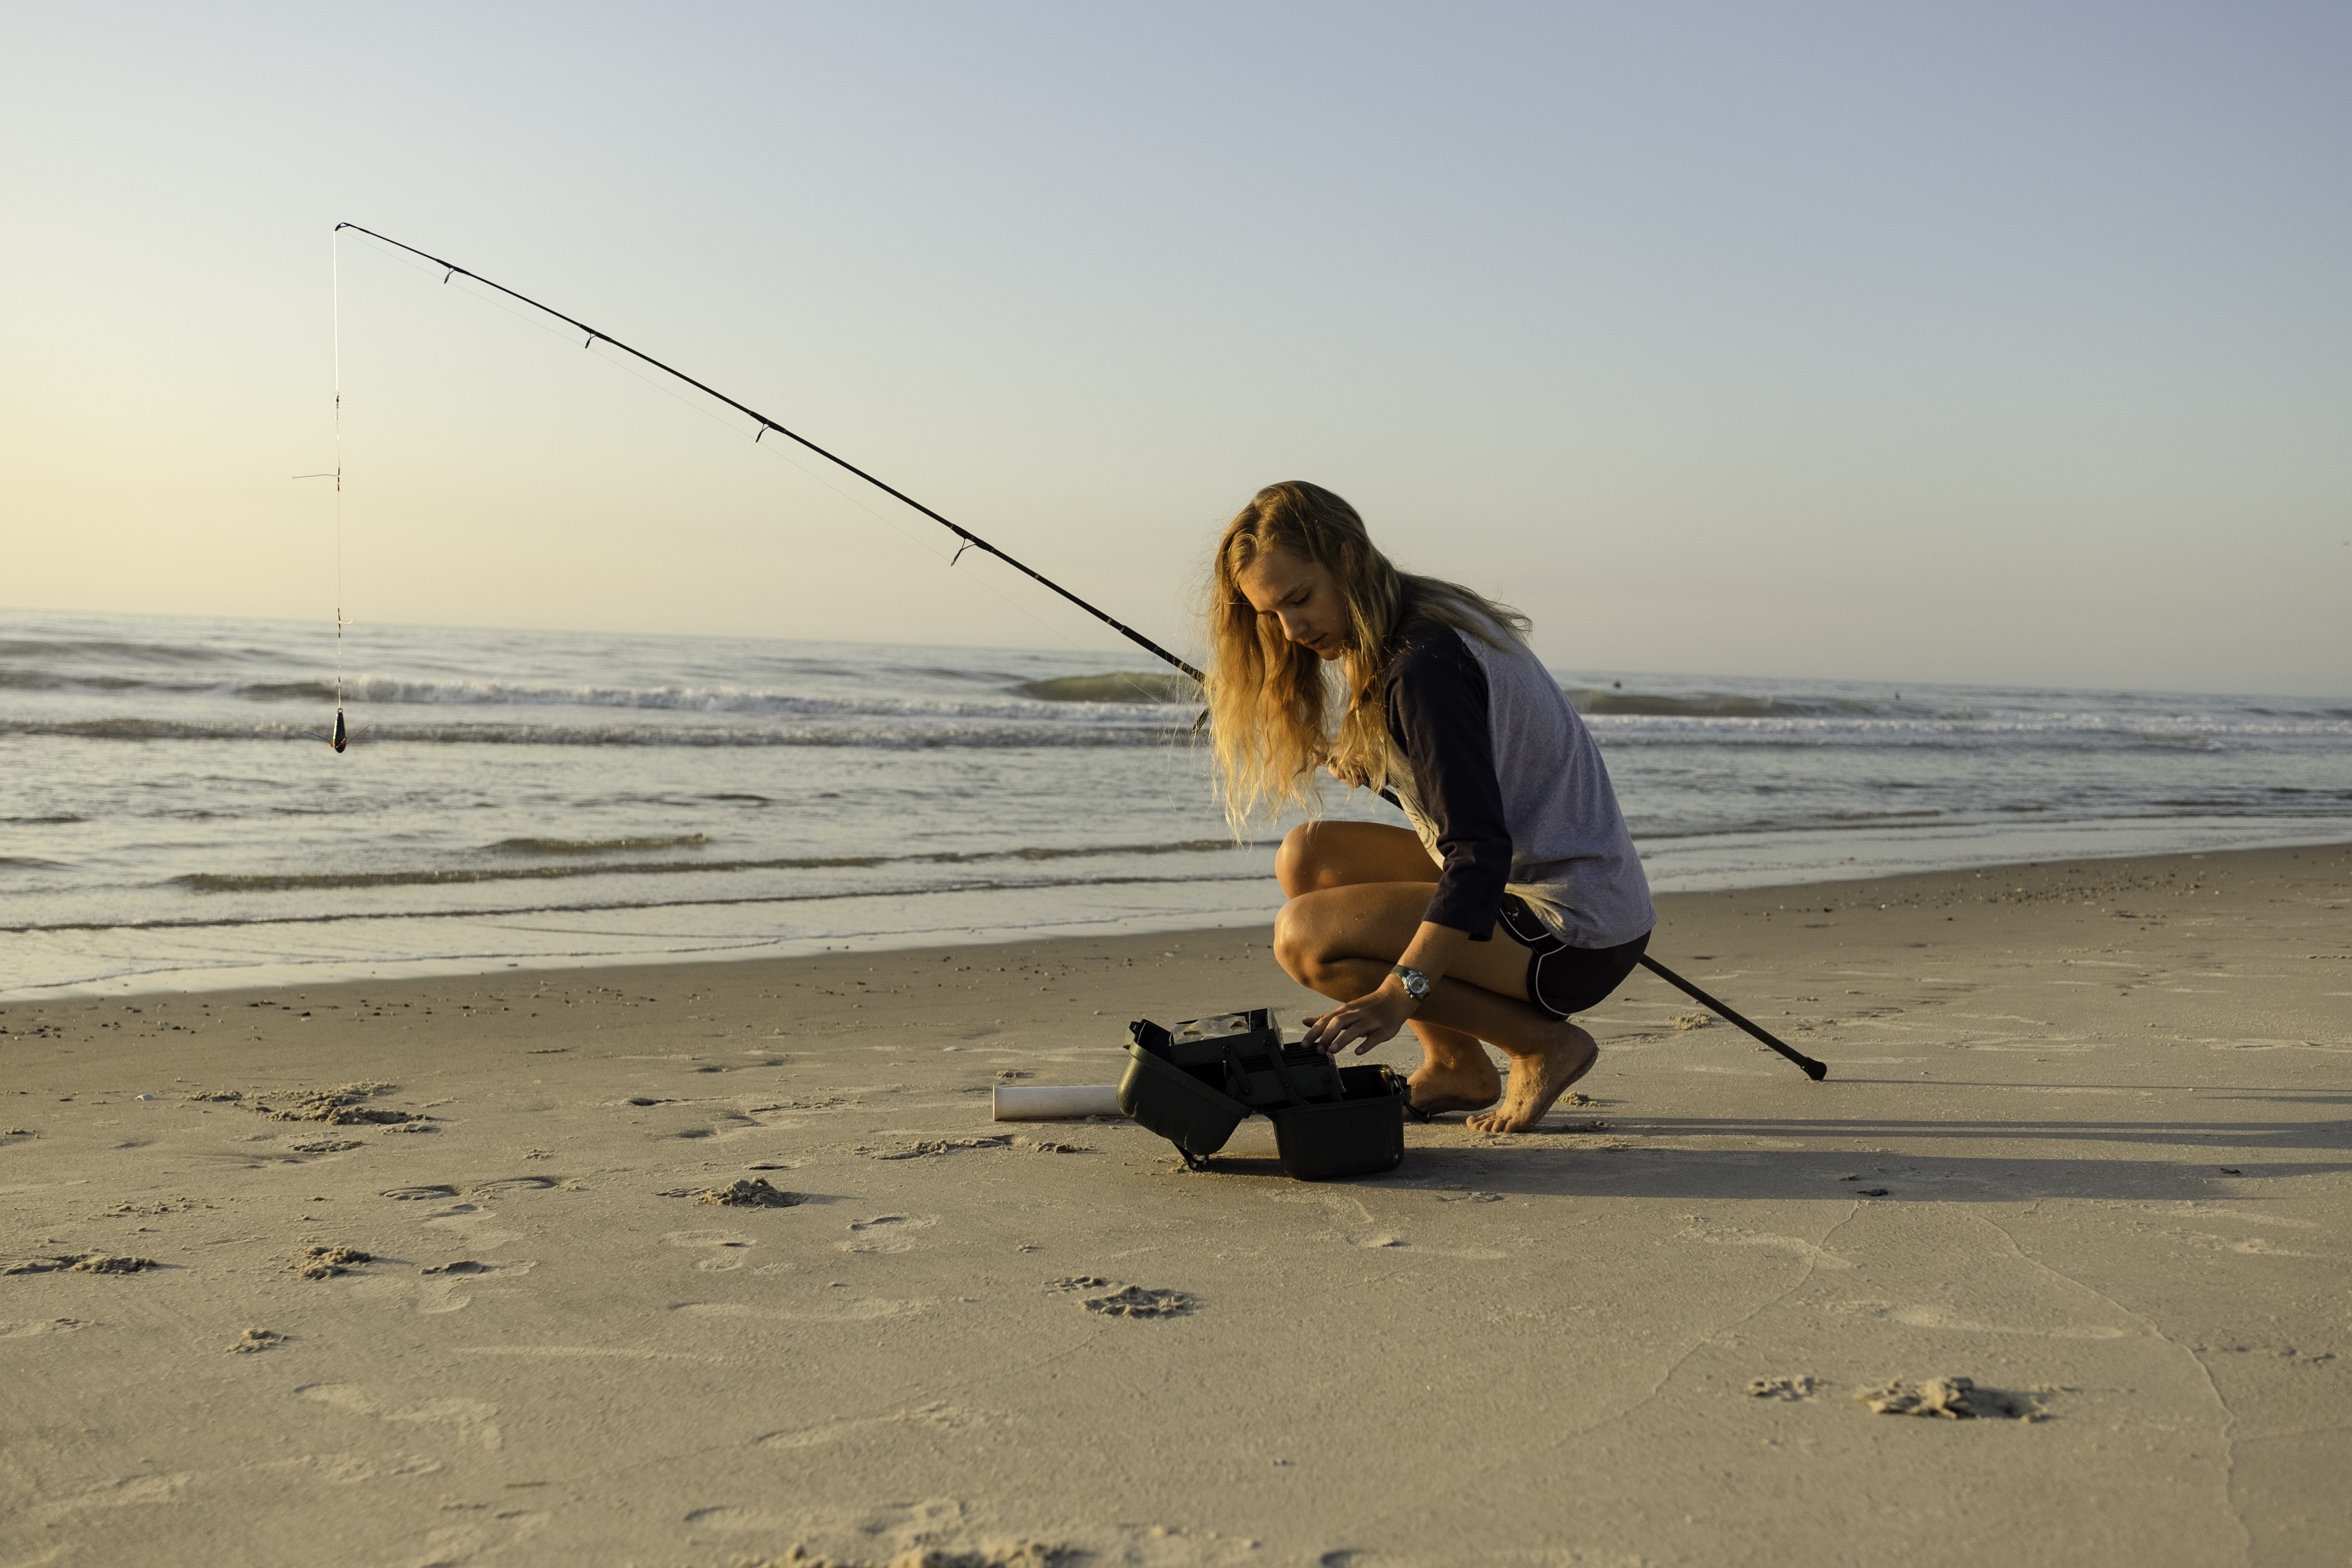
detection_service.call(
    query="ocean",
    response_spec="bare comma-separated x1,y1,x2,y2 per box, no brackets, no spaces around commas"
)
3,607,2346,998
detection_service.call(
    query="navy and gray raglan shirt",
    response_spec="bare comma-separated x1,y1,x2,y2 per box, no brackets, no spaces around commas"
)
1380,618,1654,950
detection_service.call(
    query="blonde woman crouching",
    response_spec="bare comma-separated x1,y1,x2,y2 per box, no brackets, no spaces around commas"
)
1206,481,1655,1134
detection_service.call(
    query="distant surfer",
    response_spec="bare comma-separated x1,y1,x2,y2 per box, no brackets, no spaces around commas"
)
1205,481,1654,1133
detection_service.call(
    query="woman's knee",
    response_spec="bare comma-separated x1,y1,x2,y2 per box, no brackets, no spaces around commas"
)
1272,900,1374,992
1274,823,1324,899
1270,900,1315,982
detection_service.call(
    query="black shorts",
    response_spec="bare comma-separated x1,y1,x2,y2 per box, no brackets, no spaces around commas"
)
1495,895,1649,1020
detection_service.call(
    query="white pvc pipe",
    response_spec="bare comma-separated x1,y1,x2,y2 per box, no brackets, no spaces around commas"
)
992,1084,1123,1121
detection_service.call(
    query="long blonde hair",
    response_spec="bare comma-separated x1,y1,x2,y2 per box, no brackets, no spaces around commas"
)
1205,480,1530,828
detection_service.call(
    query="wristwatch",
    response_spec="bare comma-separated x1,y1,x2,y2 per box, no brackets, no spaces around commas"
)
1389,964,1431,1003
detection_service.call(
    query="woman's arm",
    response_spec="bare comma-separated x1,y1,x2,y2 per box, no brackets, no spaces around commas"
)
1298,919,1468,1054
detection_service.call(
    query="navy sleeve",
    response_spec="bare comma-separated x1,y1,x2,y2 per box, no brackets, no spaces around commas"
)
1385,630,1510,939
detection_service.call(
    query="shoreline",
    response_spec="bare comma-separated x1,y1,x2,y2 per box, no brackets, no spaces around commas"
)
12,833,2352,1003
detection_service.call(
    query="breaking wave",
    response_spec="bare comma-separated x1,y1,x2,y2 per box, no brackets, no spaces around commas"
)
491,833,711,855
0,717,1187,748
170,837,1265,894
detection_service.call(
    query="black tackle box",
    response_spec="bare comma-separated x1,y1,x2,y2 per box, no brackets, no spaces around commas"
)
1117,1006,1406,1181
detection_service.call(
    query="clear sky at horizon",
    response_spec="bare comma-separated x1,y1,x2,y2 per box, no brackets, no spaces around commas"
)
5,3,2347,696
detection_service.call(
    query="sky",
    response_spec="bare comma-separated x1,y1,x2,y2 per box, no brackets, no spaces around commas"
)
4,1,2347,695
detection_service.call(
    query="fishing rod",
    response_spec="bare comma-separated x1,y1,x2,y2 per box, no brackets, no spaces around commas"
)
1636,956,1825,1079
330,224,1823,1082
332,223,1201,684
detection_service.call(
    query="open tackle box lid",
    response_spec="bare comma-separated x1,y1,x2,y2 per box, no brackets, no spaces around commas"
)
1117,1006,1406,1181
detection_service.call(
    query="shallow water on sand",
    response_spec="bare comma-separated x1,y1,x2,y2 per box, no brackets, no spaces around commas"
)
3,608,2346,995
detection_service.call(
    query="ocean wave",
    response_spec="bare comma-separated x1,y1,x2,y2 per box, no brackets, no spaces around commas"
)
1630,804,2352,842
13,866,1274,932
1019,671,1201,703
176,856,884,892
0,670,341,700
0,667,1196,718
1567,689,1885,718
1584,713,2352,744
0,717,1188,748
0,670,178,694
0,636,251,665
330,675,1156,718
319,674,1190,721
172,836,1265,894
491,833,711,855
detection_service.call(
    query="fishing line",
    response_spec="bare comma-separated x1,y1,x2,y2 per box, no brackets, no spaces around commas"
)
294,232,349,750
331,226,346,753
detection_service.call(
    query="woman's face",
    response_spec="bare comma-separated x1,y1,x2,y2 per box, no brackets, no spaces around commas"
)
1235,549,1347,661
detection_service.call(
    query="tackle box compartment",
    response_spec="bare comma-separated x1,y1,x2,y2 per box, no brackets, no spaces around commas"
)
1267,1065,1408,1181
1115,1039,1252,1160
1128,1010,1343,1106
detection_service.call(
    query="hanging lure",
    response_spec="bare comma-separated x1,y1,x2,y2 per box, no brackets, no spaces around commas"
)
330,608,347,753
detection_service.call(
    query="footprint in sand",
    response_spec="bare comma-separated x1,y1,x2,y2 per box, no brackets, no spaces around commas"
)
750,1400,992,1451
664,1228,759,1271
1047,1276,1199,1318
419,1201,521,1252
672,1297,932,1323
465,1177,557,1199
1747,1375,1819,1401
1828,1299,2127,1339
32,1472,192,1521
415,1258,537,1312
837,1214,941,1253
295,1383,504,1452
1855,1376,2043,1420
0,1317,90,1338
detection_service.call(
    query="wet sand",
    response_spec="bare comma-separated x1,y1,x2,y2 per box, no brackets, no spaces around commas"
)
4,843,2348,1567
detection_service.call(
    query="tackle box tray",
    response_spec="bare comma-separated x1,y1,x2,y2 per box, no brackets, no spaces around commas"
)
1119,1010,1406,1181
1129,1009,1343,1106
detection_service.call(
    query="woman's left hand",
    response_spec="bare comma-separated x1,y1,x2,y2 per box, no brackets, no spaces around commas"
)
1299,985,1414,1056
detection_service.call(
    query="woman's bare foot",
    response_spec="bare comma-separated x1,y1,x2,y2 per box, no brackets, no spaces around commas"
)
1466,1024,1598,1133
1407,1054,1503,1115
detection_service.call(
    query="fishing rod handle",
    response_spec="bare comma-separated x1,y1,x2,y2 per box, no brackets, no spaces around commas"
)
1637,954,1828,1080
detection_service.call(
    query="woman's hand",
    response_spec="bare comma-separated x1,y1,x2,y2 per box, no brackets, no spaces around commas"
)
1299,981,1415,1056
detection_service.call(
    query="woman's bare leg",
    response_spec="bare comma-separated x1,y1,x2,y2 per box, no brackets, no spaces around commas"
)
1274,821,1440,897
1403,1021,1503,1114
1274,824,1502,1112
1271,881,1600,1133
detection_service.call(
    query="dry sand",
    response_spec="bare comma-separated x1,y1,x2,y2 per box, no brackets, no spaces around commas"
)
4,843,2348,1568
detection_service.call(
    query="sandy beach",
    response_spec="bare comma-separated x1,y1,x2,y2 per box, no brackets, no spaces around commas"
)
4,842,2347,1567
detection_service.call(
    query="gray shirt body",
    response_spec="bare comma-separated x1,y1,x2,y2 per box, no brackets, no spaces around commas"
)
1381,622,1654,950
